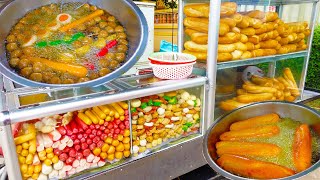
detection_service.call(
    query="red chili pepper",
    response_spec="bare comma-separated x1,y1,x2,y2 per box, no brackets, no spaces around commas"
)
96,39,118,57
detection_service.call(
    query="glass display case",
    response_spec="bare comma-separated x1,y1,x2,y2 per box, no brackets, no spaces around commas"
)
0,0,319,179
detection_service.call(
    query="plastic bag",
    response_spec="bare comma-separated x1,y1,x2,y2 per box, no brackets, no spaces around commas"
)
159,40,178,52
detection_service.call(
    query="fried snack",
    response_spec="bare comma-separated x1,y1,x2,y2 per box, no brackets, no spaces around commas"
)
240,51,252,59
237,93,274,103
185,28,199,36
221,18,236,28
240,34,248,43
231,13,243,23
236,16,251,28
278,77,291,88
293,124,312,172
285,95,296,102
237,89,247,95
217,154,295,179
231,50,243,60
219,32,241,44
183,2,237,18
219,23,231,36
191,32,208,44
218,53,233,62
304,29,311,36
230,113,280,131
248,35,260,44
277,44,297,54
245,42,255,51
216,141,281,157
260,40,279,49
262,49,277,56
251,75,273,87
246,10,265,19
265,12,279,22
234,42,247,51
279,37,289,45
283,68,300,96
219,100,247,111
255,24,268,35
220,125,280,141
184,17,209,33
250,18,263,29
220,2,238,17
241,27,256,36
242,84,277,94
184,41,207,52
183,50,207,61
218,44,236,53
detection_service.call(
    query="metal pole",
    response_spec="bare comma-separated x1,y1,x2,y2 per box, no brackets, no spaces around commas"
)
177,0,184,53
299,1,319,99
206,0,221,128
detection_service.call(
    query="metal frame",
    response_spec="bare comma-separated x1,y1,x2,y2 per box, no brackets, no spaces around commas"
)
0,0,320,180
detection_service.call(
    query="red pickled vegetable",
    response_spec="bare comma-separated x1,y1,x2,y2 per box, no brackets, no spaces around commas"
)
97,141,104,148
75,116,88,130
59,153,68,161
57,126,67,135
125,125,130,129
95,125,100,129
63,147,70,153
66,157,75,165
74,145,81,151
92,129,97,135
74,139,80,145
89,134,95,139
124,110,129,115
120,130,124,135
97,130,102,136
76,152,83,160
101,134,108,140
80,138,86,143
113,134,118,139
85,129,92,134
115,128,120,134
12,122,23,138
69,149,76,157
54,149,62,156
93,137,100,144
96,39,117,57
77,134,83,139
83,134,88,138
90,125,95,130
100,126,106,131
89,143,97,150
103,122,109,127
119,123,125,130
114,124,118,129
115,119,121,125
86,139,93,145
69,120,79,134
83,149,91,157
104,129,110,134
108,133,113,137
65,124,73,136
70,134,77,140
124,120,129,126
81,143,88,150
0,147,2,156
107,124,113,129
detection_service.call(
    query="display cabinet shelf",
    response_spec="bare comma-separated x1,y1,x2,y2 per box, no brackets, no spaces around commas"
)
184,0,318,5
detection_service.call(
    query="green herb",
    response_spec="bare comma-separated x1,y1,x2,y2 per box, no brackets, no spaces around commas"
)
153,101,161,107
182,125,188,131
193,100,197,107
185,122,193,127
168,96,177,105
131,107,136,113
163,95,171,101
148,99,153,106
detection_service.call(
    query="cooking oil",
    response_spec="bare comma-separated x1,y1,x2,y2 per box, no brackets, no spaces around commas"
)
245,118,320,171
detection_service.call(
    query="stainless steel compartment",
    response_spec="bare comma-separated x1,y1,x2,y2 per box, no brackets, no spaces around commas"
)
203,101,320,180
0,0,148,87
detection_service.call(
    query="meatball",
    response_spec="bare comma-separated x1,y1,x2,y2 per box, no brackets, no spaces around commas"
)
109,60,119,69
98,30,108,38
29,73,43,82
9,58,20,68
106,26,114,34
22,47,36,56
6,43,18,51
99,68,111,76
117,45,128,53
105,53,115,61
108,16,116,22
32,62,45,73
18,58,30,69
6,35,16,43
99,59,110,68
117,32,127,39
115,53,126,62
11,49,22,58
99,22,108,29
115,26,124,33
20,67,33,77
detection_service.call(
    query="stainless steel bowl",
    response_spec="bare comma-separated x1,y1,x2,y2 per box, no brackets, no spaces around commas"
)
0,0,148,87
203,101,320,180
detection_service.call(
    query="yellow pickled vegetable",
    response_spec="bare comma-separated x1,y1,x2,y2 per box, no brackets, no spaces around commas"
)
111,103,125,116
14,133,36,145
85,110,99,124
29,139,36,154
92,106,106,119
78,112,92,125
25,154,33,164
117,102,129,110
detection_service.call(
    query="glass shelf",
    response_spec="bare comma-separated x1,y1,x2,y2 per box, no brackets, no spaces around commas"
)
184,0,318,5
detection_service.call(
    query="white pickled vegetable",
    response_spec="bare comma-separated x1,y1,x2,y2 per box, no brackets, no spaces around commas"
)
157,108,165,115
42,118,57,126
178,99,185,104
32,154,40,165
80,159,86,167
72,160,80,168
143,106,152,113
92,156,100,164
35,121,45,130
133,145,139,154
186,114,193,119
53,161,64,170
98,161,106,167
183,108,189,113
49,130,61,141
132,120,137,125
165,124,174,129
140,139,147,147
187,100,195,106
196,98,201,107
41,126,54,134
181,92,190,100
86,154,94,163
37,173,48,180
48,170,58,179
190,95,196,100
171,117,180,121
41,133,53,148
58,170,67,179
131,99,141,108
144,122,154,127
42,164,53,175
138,112,144,117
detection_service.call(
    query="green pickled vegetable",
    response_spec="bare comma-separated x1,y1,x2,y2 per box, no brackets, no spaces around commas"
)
36,41,48,48
182,125,188,131
148,99,153,106
163,95,171,101
141,102,148,109
185,122,193,127
193,100,197,107
168,96,177,105
131,107,137,113
153,101,161,107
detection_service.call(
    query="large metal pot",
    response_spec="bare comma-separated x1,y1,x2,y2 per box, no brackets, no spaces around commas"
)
203,101,320,180
0,0,148,87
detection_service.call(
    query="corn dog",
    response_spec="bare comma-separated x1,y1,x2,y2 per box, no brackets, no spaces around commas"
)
230,113,280,131
283,68,300,96
216,141,281,157
237,93,274,103
293,124,312,172
217,154,295,179
220,125,280,141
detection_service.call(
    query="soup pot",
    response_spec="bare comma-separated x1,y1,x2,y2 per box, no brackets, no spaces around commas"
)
0,0,148,87
203,101,320,180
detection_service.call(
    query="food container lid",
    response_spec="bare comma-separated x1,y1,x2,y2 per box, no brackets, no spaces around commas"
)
148,52,196,65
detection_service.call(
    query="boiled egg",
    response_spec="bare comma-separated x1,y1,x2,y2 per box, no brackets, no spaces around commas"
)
22,35,37,47
47,21,61,31
56,13,72,25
